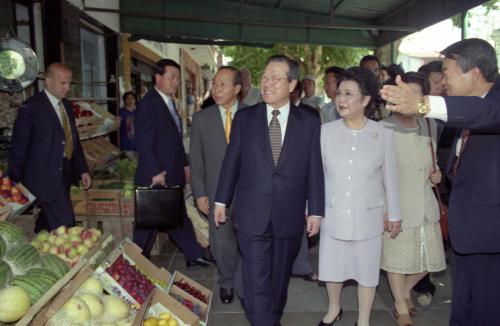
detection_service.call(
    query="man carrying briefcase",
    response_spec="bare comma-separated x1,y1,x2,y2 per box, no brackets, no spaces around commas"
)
133,58,212,268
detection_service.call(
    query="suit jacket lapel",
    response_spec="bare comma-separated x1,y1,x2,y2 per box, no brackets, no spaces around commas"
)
209,106,227,146
41,92,65,136
276,105,301,169
252,103,274,169
153,90,181,140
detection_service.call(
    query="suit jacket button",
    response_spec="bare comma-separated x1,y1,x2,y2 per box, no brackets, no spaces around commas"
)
62,141,65,145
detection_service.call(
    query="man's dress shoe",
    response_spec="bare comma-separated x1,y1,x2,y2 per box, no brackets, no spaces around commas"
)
186,257,214,269
220,287,234,304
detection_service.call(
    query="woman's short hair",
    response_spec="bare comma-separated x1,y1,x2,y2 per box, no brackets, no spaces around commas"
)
338,67,380,108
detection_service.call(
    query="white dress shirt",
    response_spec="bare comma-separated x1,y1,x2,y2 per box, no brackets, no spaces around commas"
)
266,102,290,143
428,92,488,155
218,101,238,125
44,89,65,125
155,87,180,131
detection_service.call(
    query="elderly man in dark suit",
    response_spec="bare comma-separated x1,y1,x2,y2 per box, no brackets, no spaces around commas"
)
8,63,90,232
381,38,500,326
134,59,212,266
190,66,245,304
214,55,324,326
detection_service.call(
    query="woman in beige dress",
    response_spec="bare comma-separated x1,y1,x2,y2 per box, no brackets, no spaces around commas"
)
380,72,446,326
319,67,401,326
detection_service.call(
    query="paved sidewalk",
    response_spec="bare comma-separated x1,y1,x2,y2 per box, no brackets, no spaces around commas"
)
151,239,452,326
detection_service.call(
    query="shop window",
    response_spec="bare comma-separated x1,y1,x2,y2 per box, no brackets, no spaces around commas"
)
80,27,107,99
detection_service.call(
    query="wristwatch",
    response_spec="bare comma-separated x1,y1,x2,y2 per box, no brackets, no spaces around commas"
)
417,96,430,117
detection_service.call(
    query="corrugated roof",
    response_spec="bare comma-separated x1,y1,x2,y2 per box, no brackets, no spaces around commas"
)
117,0,489,48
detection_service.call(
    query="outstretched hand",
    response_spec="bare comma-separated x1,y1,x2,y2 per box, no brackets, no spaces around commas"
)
380,75,422,115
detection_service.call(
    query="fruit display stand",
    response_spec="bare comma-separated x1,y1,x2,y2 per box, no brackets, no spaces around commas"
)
16,257,89,326
72,101,120,141
31,265,135,326
167,271,213,326
134,288,200,326
93,239,171,309
10,233,115,325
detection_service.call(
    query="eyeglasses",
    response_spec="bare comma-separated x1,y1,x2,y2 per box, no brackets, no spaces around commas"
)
260,75,288,86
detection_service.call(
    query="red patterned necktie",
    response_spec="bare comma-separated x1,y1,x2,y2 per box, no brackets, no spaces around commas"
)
451,129,470,176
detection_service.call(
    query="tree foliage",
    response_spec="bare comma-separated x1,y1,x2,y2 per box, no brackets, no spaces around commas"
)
451,0,499,28
221,44,369,85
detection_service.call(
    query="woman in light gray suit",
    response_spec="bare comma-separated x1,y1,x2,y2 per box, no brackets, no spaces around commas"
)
380,73,446,326
318,67,401,326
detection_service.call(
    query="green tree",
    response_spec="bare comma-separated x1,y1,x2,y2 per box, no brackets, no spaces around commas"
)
451,0,499,28
222,44,370,86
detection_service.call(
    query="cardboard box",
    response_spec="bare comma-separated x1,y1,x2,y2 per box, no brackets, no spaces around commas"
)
167,271,212,325
133,288,200,326
95,239,172,310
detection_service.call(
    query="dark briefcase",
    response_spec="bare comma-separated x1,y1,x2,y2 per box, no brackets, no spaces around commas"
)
134,186,184,230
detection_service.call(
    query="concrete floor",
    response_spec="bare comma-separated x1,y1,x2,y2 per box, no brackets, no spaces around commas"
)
150,239,453,326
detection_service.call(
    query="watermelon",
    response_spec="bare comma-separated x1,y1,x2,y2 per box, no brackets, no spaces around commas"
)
0,238,5,258
40,254,69,278
26,268,58,284
0,222,26,246
4,244,40,275
11,273,55,303
0,260,12,288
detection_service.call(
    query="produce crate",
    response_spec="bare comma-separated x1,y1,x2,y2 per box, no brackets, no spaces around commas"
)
167,271,213,326
70,190,87,215
87,188,121,216
133,288,200,326
0,195,12,221
94,239,172,310
7,210,39,239
76,116,101,139
87,216,124,243
120,196,134,216
20,258,89,326
75,215,89,229
0,182,36,219
24,234,115,325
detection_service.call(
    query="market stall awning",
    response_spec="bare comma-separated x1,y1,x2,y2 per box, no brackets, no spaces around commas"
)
117,0,488,48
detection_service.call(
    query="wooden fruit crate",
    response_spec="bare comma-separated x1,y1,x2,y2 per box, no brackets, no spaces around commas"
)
86,188,121,216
